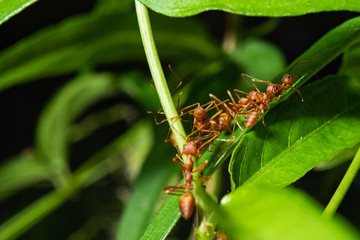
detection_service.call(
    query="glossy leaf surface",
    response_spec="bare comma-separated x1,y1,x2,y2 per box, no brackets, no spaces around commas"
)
230,75,360,188
0,0,38,25
138,0,360,17
220,186,360,240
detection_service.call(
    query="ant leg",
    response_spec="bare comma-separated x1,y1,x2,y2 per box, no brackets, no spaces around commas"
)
193,160,208,174
251,78,271,84
163,184,186,191
147,111,168,125
198,131,221,152
168,64,183,95
260,110,267,127
226,90,237,106
163,185,186,196
176,92,183,113
210,93,244,131
209,109,223,120
240,73,253,88
233,89,246,102
210,94,231,113
233,88,248,97
186,125,204,141
171,102,200,120
287,85,304,102
198,176,211,182
150,79,157,92
288,57,325,73
173,154,186,170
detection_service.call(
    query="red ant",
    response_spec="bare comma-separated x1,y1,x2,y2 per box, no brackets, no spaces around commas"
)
250,57,324,102
163,137,210,219
209,93,244,132
223,74,270,128
189,100,235,140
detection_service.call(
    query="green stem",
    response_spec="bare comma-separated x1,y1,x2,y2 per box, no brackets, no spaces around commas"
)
135,0,186,152
135,3,220,238
323,147,360,218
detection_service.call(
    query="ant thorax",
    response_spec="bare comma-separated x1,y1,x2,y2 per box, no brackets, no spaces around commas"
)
238,97,249,106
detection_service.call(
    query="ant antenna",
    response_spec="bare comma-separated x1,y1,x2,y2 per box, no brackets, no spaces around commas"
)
168,64,183,95
287,57,325,74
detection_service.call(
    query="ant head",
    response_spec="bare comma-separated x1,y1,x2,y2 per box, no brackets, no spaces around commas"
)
183,141,199,156
282,74,295,85
248,91,263,104
193,107,208,122
266,84,280,95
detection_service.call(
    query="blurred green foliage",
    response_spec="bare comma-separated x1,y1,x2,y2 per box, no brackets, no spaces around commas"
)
0,0,359,239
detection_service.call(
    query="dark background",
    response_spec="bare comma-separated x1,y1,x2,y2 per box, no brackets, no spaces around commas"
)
0,0,359,238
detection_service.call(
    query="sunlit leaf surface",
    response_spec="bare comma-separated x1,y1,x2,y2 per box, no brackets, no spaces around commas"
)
138,0,360,17
221,186,360,240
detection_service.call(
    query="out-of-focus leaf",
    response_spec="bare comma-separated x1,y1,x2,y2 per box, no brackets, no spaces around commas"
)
0,121,150,240
119,121,154,182
0,0,38,25
35,73,117,187
92,0,133,15
117,128,179,240
0,12,219,92
220,186,360,240
68,103,139,143
340,42,360,79
230,38,286,80
230,75,360,188
138,0,360,17
0,153,50,202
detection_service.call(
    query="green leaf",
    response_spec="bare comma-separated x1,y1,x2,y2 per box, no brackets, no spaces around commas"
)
0,121,149,240
315,143,360,171
230,75,360,188
116,136,179,240
221,15,360,175
0,154,50,202
229,37,286,80
138,0,360,17
35,73,117,187
140,196,181,240
92,0,133,15
0,12,219,92
340,42,360,79
0,0,38,25
220,186,360,240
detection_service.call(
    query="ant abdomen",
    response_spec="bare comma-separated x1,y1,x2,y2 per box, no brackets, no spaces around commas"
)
244,109,259,128
179,193,195,220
